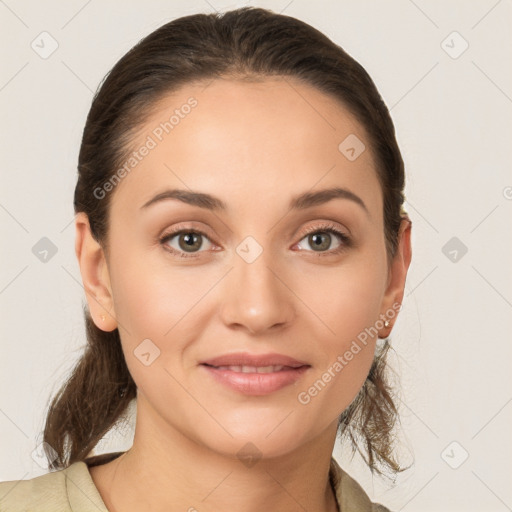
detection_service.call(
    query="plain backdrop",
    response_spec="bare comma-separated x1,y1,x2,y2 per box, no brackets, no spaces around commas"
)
1,1,511,511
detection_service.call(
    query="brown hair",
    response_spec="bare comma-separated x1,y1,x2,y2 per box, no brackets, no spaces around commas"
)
43,6,409,478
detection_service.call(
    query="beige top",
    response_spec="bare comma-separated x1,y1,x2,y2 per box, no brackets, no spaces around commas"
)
0,452,391,511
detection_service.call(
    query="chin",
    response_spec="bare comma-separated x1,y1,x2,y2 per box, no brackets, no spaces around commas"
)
200,420,313,461
211,436,303,463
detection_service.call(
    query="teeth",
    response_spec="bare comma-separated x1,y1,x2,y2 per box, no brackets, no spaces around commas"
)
215,365,285,373
256,365,283,373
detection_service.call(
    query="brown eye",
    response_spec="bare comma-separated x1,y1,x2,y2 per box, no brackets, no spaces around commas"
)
295,224,351,256
160,229,214,257
307,232,332,252
177,232,203,252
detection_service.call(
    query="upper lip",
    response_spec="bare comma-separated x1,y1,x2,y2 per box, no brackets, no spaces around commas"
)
200,352,310,368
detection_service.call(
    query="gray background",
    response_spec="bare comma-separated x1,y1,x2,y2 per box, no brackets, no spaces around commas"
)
1,1,511,511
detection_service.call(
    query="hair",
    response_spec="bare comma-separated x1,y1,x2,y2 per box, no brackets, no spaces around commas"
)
43,6,410,478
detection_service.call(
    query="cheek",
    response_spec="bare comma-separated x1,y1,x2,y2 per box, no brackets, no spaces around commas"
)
296,290,379,421
293,255,385,409
108,250,221,382
299,256,386,343
109,241,209,335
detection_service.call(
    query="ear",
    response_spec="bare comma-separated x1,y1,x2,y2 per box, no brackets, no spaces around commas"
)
378,217,412,338
74,212,118,332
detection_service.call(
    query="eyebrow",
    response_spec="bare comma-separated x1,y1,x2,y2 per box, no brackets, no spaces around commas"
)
140,186,369,216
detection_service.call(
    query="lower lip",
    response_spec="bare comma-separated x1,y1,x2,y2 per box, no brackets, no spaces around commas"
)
200,364,310,395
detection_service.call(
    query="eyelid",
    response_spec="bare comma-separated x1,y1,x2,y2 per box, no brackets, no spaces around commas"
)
159,220,216,241
298,221,349,238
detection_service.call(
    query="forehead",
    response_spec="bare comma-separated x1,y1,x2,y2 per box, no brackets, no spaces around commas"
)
110,77,382,219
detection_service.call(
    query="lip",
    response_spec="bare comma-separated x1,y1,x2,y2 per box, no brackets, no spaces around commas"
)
199,352,311,396
200,352,309,368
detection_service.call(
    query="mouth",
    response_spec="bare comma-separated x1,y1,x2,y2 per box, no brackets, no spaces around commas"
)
199,353,311,395
201,363,304,373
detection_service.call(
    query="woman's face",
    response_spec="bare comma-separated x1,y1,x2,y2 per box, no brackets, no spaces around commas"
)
85,77,409,459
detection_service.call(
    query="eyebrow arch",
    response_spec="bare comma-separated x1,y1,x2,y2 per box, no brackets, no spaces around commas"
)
141,189,227,211
140,186,369,216
290,187,369,216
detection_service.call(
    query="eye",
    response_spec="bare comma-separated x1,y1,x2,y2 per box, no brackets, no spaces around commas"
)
295,223,351,255
159,228,215,258
159,222,352,259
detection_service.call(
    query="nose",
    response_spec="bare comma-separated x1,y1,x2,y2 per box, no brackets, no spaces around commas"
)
219,248,295,336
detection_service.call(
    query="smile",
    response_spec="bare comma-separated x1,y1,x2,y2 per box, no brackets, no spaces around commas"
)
200,363,310,395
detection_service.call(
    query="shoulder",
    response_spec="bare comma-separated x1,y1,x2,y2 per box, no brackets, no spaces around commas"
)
330,457,393,512
0,466,70,511
0,461,108,512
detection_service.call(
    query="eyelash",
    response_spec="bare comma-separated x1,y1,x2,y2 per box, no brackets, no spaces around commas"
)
158,222,352,259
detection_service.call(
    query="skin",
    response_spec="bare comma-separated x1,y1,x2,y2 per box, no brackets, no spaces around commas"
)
75,77,412,512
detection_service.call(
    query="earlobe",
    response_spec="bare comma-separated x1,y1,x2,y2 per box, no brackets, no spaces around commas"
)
74,212,118,332
378,216,412,338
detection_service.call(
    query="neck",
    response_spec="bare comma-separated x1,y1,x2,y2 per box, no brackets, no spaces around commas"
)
92,398,340,512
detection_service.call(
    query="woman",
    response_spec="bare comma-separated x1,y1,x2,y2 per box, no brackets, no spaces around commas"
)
0,6,412,511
